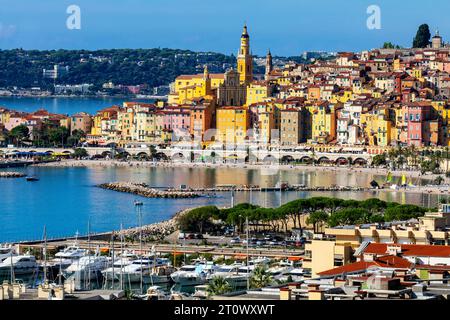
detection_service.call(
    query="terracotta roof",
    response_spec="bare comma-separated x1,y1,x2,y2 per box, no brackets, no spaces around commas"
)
176,73,224,80
364,243,450,258
318,255,412,276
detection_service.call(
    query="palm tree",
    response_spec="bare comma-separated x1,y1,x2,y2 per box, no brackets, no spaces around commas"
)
207,276,232,297
250,266,273,289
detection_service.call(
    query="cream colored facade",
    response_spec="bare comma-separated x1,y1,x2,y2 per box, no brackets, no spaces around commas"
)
325,206,450,248
303,240,353,278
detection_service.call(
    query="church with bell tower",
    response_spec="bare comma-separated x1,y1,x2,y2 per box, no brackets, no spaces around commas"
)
237,24,254,85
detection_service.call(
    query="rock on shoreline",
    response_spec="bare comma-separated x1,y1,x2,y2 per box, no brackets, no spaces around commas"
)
0,172,26,178
98,182,201,198
116,208,189,242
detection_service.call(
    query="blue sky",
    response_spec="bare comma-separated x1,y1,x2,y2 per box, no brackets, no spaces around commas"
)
0,0,450,56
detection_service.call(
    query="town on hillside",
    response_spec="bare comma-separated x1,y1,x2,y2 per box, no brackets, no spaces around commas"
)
2,25,450,157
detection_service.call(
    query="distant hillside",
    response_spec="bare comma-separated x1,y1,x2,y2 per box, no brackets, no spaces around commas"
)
0,48,275,91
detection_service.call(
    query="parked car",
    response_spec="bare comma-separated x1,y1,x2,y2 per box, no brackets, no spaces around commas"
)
256,240,265,246
230,237,241,244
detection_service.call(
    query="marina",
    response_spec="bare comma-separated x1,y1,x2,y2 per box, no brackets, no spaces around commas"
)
0,165,442,243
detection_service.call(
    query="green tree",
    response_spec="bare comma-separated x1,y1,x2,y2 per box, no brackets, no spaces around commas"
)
434,175,444,185
67,129,86,147
250,266,272,289
372,153,387,166
9,125,29,146
207,276,232,296
384,204,426,221
177,206,220,233
413,24,431,48
306,211,329,233
382,42,401,49
73,148,88,159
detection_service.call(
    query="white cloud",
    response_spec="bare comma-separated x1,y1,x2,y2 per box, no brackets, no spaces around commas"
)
0,23,17,39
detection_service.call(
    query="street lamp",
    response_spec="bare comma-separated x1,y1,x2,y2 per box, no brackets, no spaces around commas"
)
135,200,144,295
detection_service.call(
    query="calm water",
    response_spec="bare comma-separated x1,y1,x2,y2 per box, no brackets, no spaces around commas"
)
0,166,439,243
0,96,155,115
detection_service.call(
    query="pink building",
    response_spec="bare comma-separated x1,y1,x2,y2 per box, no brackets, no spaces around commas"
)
162,107,191,135
4,112,28,131
405,103,432,146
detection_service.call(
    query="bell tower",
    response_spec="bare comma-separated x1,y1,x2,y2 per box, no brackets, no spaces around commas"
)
237,24,253,85
265,49,273,80
201,65,212,96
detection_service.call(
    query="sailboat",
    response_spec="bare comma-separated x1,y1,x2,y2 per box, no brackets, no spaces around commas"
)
401,174,407,187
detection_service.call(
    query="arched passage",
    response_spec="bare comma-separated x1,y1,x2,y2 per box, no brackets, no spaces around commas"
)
335,157,350,166
101,151,112,158
281,155,295,164
136,152,150,160
317,156,332,164
299,156,313,164
353,158,368,166
171,153,185,162
155,152,169,161
263,155,278,164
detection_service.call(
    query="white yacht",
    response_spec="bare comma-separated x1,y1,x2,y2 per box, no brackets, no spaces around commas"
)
248,257,271,267
101,253,138,280
278,268,308,282
55,245,87,260
109,258,173,284
207,264,248,288
64,255,110,281
170,264,208,286
267,265,293,281
0,255,38,275
0,245,16,262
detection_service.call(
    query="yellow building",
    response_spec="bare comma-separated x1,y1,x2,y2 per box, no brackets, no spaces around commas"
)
237,25,253,85
216,107,249,144
90,106,120,136
0,110,11,127
246,82,272,106
311,102,337,144
168,66,219,105
249,103,277,143
59,117,71,130
117,108,135,142
134,110,156,142
360,108,392,147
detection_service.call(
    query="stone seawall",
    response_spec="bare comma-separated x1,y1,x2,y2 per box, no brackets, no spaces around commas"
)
0,172,26,178
98,182,201,198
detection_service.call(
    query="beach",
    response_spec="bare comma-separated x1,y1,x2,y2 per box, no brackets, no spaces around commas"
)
31,159,450,196
33,158,443,179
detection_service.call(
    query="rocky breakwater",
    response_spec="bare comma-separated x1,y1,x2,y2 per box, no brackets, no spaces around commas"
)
98,182,201,198
0,172,26,178
117,209,189,242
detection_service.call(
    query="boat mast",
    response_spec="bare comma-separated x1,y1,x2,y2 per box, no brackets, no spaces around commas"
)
150,245,155,286
246,216,249,291
10,247,15,284
111,231,115,290
135,201,144,295
87,219,91,290
120,222,123,291
43,225,47,284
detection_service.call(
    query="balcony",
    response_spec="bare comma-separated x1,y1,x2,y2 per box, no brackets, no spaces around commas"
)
325,228,358,236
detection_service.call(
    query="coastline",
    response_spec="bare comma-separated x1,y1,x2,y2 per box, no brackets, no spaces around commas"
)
33,158,440,179
31,159,450,195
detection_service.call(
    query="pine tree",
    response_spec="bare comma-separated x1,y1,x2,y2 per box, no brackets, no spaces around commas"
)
413,24,431,48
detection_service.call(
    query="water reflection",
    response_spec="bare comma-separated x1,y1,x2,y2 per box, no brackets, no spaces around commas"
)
0,166,440,242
